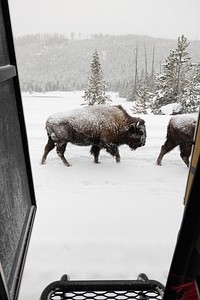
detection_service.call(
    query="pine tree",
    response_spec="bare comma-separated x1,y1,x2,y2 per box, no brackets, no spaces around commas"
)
82,49,111,105
131,74,153,114
131,88,148,114
180,62,200,113
151,35,193,113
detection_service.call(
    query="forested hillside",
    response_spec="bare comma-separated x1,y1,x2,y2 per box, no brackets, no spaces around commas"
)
14,33,200,93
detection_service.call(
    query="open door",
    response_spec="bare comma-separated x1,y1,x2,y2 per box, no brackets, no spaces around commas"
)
0,1,36,300
163,109,200,299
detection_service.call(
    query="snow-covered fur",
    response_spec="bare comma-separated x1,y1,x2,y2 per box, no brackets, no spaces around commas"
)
41,105,146,166
157,114,197,167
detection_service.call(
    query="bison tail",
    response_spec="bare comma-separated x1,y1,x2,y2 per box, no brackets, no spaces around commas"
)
46,126,58,142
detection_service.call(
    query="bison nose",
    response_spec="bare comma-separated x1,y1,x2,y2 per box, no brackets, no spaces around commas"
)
139,140,146,147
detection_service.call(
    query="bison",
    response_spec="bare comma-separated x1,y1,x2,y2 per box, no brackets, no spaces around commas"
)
41,105,146,166
156,114,197,167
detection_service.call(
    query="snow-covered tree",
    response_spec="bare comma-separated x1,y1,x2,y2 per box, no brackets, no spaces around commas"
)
82,49,111,105
131,74,153,114
151,35,195,113
179,62,200,113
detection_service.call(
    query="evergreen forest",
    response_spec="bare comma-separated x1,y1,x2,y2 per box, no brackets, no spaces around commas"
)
15,33,200,113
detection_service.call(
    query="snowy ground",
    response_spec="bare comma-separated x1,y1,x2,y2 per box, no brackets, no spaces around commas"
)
19,91,189,300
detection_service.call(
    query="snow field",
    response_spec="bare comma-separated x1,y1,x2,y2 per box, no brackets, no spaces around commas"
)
19,91,188,300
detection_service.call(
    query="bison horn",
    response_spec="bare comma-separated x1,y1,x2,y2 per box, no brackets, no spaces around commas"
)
136,119,145,127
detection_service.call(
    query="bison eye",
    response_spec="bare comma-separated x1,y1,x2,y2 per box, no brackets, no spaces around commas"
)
138,130,144,136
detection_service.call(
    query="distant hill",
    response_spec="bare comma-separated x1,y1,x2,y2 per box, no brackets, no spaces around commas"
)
14,33,200,93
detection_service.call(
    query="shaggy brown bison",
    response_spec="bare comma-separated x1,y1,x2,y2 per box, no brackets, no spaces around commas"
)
41,105,146,166
157,114,197,167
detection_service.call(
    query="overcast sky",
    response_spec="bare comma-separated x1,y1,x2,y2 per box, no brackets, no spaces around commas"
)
9,0,200,40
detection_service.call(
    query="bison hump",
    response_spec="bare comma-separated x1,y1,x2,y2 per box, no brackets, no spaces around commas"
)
46,105,129,129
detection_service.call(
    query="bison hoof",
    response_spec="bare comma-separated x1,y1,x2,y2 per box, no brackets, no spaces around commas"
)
64,163,71,167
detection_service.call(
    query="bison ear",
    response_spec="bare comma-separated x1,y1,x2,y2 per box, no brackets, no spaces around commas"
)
129,123,136,133
138,119,145,126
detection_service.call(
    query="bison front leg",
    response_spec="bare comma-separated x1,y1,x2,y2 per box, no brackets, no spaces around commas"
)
106,144,121,163
56,142,71,166
90,145,100,163
41,135,55,164
156,141,176,166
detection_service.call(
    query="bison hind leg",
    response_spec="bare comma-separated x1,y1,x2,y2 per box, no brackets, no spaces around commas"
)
90,145,100,163
106,144,121,163
56,142,71,166
181,156,190,167
179,144,191,167
156,145,165,166
156,141,176,166
41,135,55,164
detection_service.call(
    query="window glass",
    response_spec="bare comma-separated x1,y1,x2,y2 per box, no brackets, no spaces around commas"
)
0,78,31,288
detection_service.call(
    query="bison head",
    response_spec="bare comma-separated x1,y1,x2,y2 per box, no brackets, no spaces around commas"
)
127,119,146,150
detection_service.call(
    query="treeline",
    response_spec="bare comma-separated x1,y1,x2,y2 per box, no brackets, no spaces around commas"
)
131,35,200,114
14,33,200,94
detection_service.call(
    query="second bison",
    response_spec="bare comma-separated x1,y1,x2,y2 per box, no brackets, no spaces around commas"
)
41,104,146,166
157,114,197,167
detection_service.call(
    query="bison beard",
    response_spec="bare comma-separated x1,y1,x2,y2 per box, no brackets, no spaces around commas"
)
41,105,146,166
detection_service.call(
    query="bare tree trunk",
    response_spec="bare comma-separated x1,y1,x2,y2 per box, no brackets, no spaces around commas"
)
144,42,148,80
159,60,162,73
133,40,138,101
151,42,155,90
175,52,182,98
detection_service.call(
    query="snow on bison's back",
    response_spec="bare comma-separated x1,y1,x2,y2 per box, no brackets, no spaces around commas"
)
41,105,147,166
157,114,197,167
